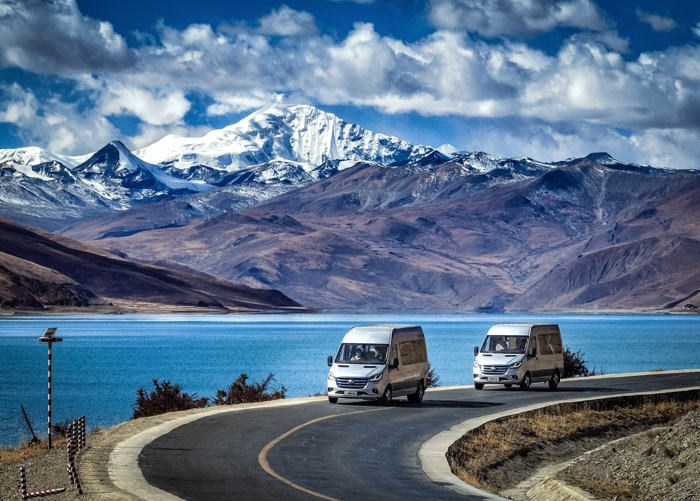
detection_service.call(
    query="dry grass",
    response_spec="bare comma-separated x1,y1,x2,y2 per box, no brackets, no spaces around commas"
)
446,390,700,491
572,476,643,500
0,436,66,467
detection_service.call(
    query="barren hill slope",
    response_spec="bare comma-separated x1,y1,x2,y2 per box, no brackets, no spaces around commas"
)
77,158,700,312
0,217,304,313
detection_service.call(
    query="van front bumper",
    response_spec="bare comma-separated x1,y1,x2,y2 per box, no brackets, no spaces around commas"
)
473,367,522,384
327,381,383,400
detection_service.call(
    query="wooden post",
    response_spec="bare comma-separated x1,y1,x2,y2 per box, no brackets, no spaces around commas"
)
20,405,37,443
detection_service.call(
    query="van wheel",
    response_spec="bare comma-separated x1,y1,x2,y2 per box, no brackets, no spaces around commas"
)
474,383,484,390
408,382,425,403
380,386,393,406
328,397,338,404
520,373,531,391
549,370,560,390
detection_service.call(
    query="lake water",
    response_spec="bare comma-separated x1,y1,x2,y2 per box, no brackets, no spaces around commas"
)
0,313,698,446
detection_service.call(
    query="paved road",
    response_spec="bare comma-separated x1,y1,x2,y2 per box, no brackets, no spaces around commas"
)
139,372,700,500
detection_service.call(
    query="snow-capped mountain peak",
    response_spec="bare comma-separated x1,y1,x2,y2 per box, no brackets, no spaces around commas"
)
135,102,432,173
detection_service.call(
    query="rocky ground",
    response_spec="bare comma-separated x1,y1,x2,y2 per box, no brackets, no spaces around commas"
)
560,410,700,500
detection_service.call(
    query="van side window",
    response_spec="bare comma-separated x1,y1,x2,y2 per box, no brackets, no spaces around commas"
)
538,335,554,355
400,341,418,365
391,344,398,365
414,340,428,364
550,334,563,354
530,336,537,355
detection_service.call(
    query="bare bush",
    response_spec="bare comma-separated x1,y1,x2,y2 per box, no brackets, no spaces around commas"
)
427,362,440,388
212,373,286,405
563,347,590,378
132,379,208,419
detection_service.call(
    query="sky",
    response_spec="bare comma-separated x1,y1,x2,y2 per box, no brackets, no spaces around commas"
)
1,0,700,168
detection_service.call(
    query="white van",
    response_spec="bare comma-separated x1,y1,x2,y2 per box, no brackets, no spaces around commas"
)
327,324,429,405
473,323,564,391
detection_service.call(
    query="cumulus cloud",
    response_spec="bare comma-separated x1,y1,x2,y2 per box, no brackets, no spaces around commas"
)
428,0,609,37
636,8,677,32
257,5,318,37
692,19,700,39
0,0,134,74
1,3,700,168
0,83,118,154
100,83,191,126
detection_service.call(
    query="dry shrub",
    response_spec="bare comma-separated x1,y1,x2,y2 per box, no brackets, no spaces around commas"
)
0,436,65,467
132,379,208,419
563,346,589,378
212,373,286,405
427,362,440,388
447,390,700,491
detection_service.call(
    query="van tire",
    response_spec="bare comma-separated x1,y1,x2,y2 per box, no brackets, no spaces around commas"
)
408,381,425,403
380,386,393,406
474,383,484,390
520,373,532,391
549,370,560,390
328,397,338,404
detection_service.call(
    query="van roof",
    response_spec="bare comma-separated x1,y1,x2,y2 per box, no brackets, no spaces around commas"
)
486,323,559,336
351,324,421,329
342,324,423,344
490,323,559,328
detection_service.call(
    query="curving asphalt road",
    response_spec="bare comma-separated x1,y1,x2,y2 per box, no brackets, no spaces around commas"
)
136,371,700,501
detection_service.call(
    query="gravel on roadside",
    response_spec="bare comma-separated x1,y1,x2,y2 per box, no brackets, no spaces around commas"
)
561,410,700,501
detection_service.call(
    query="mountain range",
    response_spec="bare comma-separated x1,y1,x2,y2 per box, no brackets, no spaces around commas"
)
1,102,699,313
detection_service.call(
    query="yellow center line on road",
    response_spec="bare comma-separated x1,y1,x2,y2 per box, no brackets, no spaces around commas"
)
258,407,390,501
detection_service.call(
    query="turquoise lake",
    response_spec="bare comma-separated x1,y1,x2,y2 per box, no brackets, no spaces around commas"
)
0,313,698,446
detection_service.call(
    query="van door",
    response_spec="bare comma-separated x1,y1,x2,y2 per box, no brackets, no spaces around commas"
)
398,339,425,394
535,333,556,381
527,335,545,381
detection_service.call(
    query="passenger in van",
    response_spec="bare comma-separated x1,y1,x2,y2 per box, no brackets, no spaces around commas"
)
495,337,508,351
517,338,527,352
351,348,364,361
369,346,387,363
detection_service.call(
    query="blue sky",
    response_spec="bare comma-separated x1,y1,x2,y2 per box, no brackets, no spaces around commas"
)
1,0,700,167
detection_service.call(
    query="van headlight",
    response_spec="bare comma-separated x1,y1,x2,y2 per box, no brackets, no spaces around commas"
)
509,362,522,369
473,360,481,370
327,371,335,381
369,373,383,381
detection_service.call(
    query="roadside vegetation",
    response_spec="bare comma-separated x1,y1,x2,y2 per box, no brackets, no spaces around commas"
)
446,390,700,493
132,373,287,418
563,346,605,378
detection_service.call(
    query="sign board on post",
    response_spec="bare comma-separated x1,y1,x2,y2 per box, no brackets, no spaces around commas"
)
39,328,62,449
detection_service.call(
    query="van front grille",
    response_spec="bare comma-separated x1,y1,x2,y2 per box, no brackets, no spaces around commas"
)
482,365,508,375
336,377,369,389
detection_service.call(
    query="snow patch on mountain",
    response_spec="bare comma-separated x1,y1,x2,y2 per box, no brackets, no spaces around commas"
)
135,103,432,173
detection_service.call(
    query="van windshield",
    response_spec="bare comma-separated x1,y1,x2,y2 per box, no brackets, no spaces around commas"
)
336,344,389,364
481,336,528,354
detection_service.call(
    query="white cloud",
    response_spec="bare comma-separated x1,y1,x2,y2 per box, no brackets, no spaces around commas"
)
257,5,318,37
693,19,700,39
100,83,191,126
0,83,118,155
636,8,678,32
1,3,700,168
428,0,609,37
0,0,134,73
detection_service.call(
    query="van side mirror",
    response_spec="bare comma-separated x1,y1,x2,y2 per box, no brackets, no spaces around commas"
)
474,346,479,356
389,358,399,369
327,356,333,367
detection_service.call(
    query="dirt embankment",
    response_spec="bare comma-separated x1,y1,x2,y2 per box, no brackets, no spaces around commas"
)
560,410,700,500
446,390,700,500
